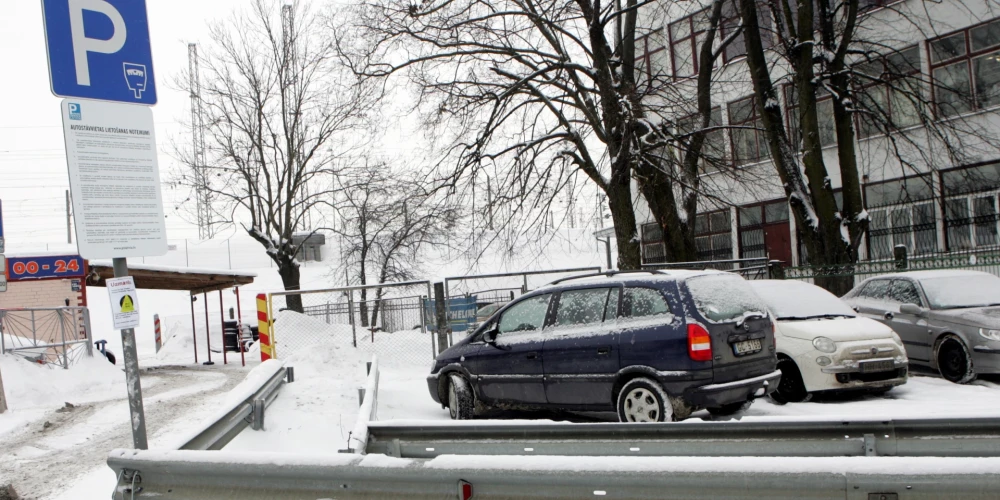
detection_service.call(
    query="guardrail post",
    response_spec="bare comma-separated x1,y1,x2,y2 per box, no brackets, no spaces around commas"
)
286,366,295,383
358,387,366,407
252,398,265,431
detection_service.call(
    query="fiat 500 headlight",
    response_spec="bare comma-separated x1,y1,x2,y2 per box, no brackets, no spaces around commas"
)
980,329,1000,341
812,336,837,353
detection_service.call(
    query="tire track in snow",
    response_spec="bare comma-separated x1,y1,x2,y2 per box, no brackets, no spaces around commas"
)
0,366,248,499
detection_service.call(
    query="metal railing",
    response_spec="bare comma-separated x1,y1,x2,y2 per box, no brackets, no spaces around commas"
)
365,416,1000,458
344,355,379,453
107,443,1000,500
176,360,292,451
0,307,93,367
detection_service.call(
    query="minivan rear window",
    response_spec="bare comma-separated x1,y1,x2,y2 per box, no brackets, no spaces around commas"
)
686,274,768,323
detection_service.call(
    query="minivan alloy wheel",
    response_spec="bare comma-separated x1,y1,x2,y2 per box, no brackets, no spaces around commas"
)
617,378,673,423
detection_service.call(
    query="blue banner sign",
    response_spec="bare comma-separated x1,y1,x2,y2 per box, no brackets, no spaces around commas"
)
6,255,86,281
423,296,479,332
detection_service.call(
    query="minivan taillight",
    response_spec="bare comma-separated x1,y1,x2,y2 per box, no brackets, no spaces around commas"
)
687,324,712,362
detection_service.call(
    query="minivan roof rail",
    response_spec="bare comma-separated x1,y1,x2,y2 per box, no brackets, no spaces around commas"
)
546,269,667,286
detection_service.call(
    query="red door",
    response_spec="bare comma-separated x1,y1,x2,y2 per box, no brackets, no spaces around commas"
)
763,223,792,265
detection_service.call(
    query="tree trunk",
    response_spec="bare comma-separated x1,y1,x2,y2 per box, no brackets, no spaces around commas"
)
277,259,303,313
738,0,854,295
606,171,642,270
634,161,698,262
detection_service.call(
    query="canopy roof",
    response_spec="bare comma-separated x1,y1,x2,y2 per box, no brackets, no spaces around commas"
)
86,261,256,294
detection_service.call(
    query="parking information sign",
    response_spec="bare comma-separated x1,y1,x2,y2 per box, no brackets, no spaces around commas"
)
61,99,168,259
41,0,157,105
107,276,140,329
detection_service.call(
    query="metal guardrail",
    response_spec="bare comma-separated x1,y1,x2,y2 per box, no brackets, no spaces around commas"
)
344,355,380,453
176,360,293,451
365,417,1000,458
105,448,1000,499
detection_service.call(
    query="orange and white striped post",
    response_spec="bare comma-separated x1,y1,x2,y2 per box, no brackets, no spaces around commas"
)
153,314,162,353
256,294,274,361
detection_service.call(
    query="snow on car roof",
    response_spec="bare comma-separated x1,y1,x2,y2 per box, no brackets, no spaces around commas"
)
866,269,994,281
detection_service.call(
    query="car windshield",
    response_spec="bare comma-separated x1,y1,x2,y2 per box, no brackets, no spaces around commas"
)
751,281,856,320
921,274,1000,309
686,274,768,323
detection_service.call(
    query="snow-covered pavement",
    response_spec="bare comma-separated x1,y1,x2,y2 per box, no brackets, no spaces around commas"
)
0,361,250,499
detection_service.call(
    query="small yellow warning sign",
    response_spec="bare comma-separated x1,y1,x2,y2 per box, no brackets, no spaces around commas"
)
120,294,135,313
107,276,140,330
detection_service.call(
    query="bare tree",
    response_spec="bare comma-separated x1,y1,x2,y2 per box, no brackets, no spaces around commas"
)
333,160,458,327
335,0,721,269
175,0,375,311
736,0,1000,293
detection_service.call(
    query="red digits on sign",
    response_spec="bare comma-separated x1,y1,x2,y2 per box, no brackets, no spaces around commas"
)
26,262,39,274
55,260,68,273
67,259,80,272
12,262,26,275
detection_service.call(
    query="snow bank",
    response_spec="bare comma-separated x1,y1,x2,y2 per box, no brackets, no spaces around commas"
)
0,352,124,410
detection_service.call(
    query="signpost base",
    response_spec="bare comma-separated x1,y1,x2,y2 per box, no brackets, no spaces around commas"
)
113,257,149,450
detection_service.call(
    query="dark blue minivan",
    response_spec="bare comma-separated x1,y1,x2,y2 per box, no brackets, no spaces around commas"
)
427,270,781,421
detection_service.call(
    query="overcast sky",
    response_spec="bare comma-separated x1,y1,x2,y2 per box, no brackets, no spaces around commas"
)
0,0,288,252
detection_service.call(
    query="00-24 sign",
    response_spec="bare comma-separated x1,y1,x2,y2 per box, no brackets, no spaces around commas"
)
6,255,85,281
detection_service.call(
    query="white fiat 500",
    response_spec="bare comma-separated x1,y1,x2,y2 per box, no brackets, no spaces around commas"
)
749,280,908,403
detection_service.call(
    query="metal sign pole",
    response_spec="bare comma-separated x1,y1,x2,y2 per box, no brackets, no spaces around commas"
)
113,257,148,449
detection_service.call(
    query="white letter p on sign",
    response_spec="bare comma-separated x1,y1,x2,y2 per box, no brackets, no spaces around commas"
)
68,0,127,86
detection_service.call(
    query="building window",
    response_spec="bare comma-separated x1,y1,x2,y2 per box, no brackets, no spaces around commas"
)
635,28,666,92
942,162,1000,251
785,85,837,149
720,0,773,64
641,222,667,264
738,201,790,263
676,107,725,173
695,210,733,261
929,18,1000,117
864,175,937,259
728,96,770,165
668,11,709,78
854,46,923,138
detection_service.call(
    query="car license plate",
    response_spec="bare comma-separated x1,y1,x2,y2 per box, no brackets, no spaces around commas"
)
859,360,894,373
733,339,762,355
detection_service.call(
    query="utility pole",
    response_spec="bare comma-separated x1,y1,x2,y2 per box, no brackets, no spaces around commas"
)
66,189,72,244
188,43,213,240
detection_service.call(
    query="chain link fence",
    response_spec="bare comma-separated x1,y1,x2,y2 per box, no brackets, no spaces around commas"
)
0,307,93,368
269,281,436,367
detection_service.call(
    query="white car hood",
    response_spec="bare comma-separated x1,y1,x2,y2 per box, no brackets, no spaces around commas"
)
776,316,895,342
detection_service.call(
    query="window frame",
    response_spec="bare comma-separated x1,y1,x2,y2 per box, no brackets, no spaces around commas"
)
497,293,553,336
737,199,789,259
676,107,727,173
863,174,938,260
784,83,838,149
641,221,667,264
940,162,1000,252
667,11,708,79
635,28,667,91
852,45,923,139
728,95,771,166
552,287,617,327
927,17,1000,118
694,208,733,261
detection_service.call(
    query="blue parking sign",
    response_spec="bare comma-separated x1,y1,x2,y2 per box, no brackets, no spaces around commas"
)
41,0,157,105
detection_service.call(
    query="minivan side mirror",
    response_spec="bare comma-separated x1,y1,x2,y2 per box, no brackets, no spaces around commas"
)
900,303,927,317
483,327,499,344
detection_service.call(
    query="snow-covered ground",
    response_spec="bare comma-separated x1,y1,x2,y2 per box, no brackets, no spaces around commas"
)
5,230,1000,498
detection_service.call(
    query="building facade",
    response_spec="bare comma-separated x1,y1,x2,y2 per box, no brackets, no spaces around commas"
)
633,0,1000,267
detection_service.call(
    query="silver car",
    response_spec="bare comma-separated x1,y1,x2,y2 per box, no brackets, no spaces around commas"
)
842,270,1000,384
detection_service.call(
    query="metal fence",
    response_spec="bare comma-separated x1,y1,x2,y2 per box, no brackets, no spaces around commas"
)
269,281,436,366
642,257,773,280
783,246,1000,286
0,307,93,368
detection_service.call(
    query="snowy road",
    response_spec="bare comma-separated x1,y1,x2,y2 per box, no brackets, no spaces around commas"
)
1,365,249,500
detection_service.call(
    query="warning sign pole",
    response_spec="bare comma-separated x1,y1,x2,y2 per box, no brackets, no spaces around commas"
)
113,257,149,449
